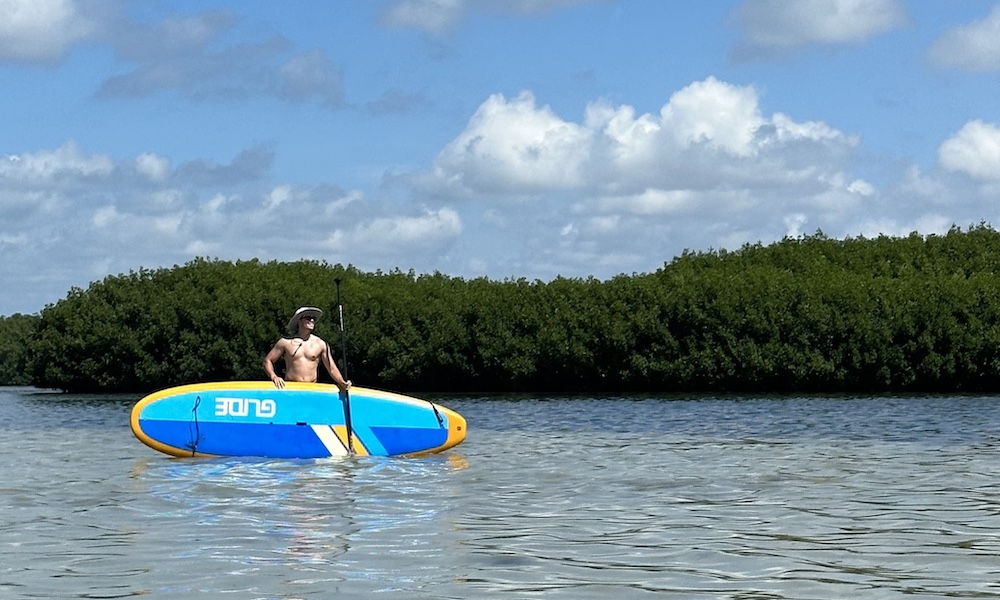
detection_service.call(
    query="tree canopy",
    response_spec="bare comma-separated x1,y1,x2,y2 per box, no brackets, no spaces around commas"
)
5,225,1000,393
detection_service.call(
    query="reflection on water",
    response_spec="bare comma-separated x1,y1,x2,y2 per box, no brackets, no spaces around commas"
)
120,454,472,596
2,388,1000,598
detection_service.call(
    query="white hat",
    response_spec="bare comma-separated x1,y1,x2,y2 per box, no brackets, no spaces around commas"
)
287,306,322,334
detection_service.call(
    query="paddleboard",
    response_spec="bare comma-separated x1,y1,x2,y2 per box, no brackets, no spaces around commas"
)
130,382,466,458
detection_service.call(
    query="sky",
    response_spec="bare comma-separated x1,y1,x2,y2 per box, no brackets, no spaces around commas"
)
3,0,1000,316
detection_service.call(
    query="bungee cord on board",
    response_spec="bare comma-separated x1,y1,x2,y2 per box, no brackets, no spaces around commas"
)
185,395,203,456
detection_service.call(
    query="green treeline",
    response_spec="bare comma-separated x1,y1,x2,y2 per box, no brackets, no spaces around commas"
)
0,313,36,386
6,225,1000,393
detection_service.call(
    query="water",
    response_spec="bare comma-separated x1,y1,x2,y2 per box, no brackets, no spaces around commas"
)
3,388,1000,599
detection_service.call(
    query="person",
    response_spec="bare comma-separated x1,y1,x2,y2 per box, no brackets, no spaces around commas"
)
263,306,352,391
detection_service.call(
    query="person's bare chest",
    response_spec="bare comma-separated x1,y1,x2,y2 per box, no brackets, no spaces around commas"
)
288,338,324,361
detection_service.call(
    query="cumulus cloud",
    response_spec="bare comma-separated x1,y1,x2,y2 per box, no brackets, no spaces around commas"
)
927,5,1000,72
4,66,993,314
658,76,764,155
430,77,859,200
417,76,885,276
730,0,907,60
855,213,954,240
938,120,1000,180
0,0,98,63
897,165,952,203
0,140,461,313
431,91,591,194
326,208,463,255
592,189,700,217
0,141,113,182
427,77,863,209
136,153,171,182
784,213,809,237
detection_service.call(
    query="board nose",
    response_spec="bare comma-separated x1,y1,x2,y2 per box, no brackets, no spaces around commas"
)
439,405,467,451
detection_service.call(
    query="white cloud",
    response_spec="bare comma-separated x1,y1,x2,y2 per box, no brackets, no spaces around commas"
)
149,189,184,209
784,213,808,237
0,141,113,181
938,120,1000,181
855,214,953,240
3,70,993,317
659,76,764,155
421,77,888,279
0,232,28,246
768,113,846,144
91,205,119,228
846,179,875,196
0,0,96,63
264,185,295,211
432,91,591,194
928,5,1000,72
432,77,857,201
204,193,233,213
895,165,952,204
184,239,219,256
593,189,699,216
0,140,470,313
326,208,463,255
152,214,183,235
136,153,171,182
585,216,619,234
731,0,907,59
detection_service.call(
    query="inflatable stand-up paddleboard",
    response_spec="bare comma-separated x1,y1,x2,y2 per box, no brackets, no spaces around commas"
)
131,382,466,458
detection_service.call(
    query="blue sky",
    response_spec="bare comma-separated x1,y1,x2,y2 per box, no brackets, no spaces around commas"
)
4,0,1000,316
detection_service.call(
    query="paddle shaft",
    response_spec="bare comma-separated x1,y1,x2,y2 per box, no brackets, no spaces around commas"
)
334,278,355,454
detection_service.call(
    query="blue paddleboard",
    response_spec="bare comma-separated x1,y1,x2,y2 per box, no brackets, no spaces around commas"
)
130,382,466,458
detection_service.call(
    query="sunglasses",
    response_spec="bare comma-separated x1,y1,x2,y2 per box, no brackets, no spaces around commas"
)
300,316,317,322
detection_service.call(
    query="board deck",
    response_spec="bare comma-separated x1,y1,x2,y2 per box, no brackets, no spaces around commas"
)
131,381,466,458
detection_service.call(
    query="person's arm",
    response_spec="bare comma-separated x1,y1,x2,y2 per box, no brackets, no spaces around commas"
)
263,342,286,389
322,342,352,391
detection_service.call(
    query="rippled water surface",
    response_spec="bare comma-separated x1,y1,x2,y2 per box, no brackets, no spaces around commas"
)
3,388,1000,598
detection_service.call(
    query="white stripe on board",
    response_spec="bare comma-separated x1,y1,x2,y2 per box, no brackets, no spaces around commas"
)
311,425,349,457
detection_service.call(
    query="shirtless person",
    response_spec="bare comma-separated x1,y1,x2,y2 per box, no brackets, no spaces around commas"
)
263,306,352,391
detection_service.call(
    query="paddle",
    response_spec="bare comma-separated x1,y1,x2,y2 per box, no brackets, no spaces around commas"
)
334,277,355,454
